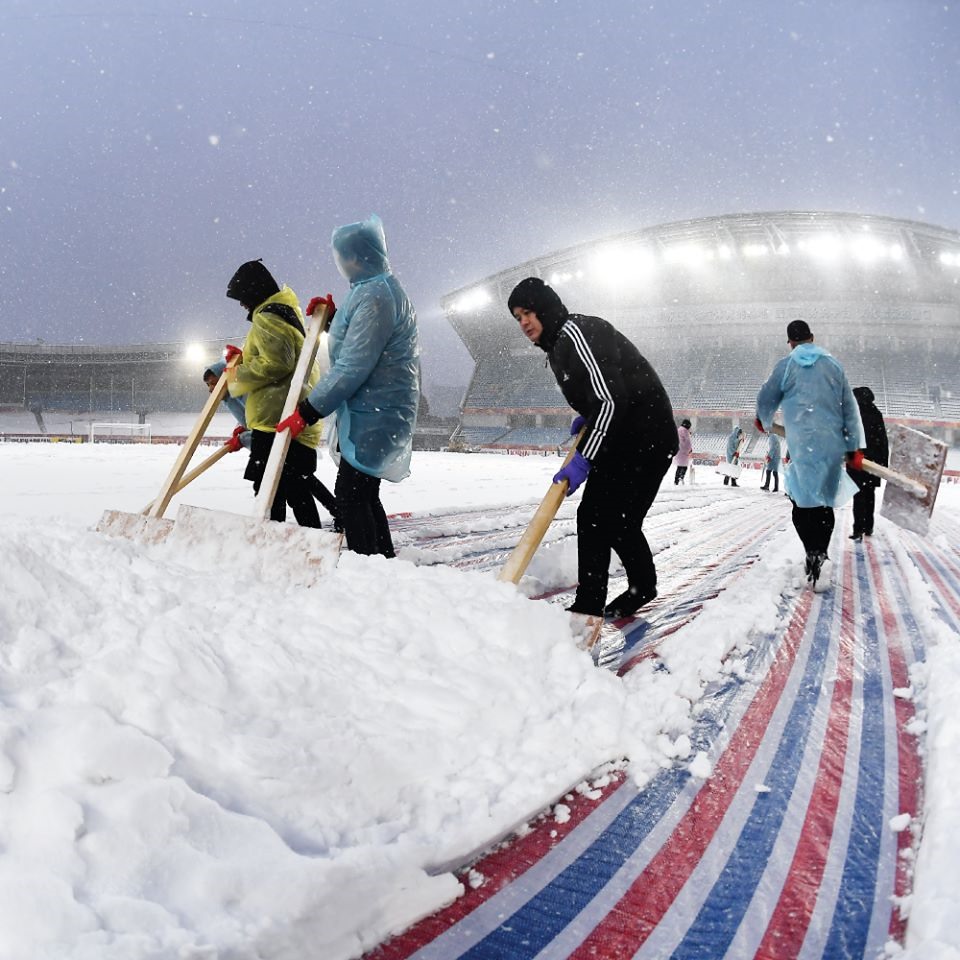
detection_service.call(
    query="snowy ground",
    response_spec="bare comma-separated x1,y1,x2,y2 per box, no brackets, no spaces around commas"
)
0,442,958,960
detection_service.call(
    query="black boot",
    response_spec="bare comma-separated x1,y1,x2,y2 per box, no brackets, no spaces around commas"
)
604,586,657,619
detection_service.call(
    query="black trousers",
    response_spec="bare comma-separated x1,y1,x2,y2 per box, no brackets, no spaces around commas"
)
334,458,395,557
852,484,877,536
245,430,321,528
573,453,670,615
762,468,779,492
674,465,688,484
791,502,834,556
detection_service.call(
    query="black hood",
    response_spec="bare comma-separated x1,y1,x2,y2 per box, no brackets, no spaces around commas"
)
853,386,875,406
226,259,280,317
507,277,569,352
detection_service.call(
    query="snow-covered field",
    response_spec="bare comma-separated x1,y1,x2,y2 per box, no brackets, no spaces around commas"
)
1,442,958,959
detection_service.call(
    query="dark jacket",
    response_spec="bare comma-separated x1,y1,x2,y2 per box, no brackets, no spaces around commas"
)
848,386,889,488
546,314,677,464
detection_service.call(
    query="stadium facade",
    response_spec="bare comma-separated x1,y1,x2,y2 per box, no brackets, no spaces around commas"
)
442,211,960,460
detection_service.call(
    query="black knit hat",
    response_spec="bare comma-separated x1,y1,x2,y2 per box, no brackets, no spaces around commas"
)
226,259,280,308
853,386,875,404
681,418,692,429
786,319,813,343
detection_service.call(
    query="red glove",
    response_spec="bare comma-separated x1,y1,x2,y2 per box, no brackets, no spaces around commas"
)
847,450,865,470
225,424,246,453
224,343,243,363
754,417,765,433
276,408,307,439
305,294,336,319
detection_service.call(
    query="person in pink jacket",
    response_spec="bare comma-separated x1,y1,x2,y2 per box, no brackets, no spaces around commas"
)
674,418,693,485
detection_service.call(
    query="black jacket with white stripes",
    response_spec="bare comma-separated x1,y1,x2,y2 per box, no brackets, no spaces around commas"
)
544,314,678,465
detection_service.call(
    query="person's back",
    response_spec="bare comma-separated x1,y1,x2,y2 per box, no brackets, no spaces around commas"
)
759,342,861,507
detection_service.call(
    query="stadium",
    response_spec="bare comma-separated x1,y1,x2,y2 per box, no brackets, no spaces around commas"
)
443,211,960,464
0,336,455,449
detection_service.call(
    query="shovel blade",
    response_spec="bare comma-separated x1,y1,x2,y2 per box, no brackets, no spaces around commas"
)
879,424,947,536
96,509,176,544
169,505,343,587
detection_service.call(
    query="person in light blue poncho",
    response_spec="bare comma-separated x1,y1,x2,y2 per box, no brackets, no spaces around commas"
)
723,425,744,487
276,215,420,557
761,433,781,492
755,319,864,587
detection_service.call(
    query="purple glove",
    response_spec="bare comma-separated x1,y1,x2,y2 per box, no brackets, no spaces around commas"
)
570,414,586,436
553,451,591,496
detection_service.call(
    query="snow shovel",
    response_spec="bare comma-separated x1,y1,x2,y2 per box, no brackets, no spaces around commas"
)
497,430,624,667
96,352,242,543
768,422,945,535
98,302,343,584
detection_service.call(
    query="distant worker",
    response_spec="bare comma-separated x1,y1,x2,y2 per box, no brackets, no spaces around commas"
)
756,319,864,587
224,259,326,528
507,277,677,619
674,418,693,485
760,432,782,493
847,386,889,541
277,215,420,558
723,424,744,487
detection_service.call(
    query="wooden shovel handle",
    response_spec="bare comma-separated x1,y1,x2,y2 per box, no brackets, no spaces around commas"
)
497,427,586,585
140,443,233,514
767,422,925,497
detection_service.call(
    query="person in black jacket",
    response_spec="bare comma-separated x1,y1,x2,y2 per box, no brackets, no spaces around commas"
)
846,386,889,540
508,277,678,619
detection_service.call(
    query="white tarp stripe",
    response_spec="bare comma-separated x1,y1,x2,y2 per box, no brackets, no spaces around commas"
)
561,322,614,460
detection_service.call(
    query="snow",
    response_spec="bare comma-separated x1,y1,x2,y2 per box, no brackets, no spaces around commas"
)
0,442,958,959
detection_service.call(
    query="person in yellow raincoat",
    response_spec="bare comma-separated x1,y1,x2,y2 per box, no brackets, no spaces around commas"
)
224,259,325,527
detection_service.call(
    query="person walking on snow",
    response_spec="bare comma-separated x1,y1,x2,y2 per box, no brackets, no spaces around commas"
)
674,418,693,485
761,432,781,492
276,215,420,558
508,277,677,620
224,259,326,528
723,425,744,486
755,319,864,587
846,386,888,541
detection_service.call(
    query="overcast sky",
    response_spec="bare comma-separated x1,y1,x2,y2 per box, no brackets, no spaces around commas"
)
1,0,958,392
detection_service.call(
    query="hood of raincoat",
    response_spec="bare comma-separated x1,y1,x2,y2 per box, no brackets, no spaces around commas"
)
506,277,570,352
332,215,391,282
853,385,875,405
228,287,323,449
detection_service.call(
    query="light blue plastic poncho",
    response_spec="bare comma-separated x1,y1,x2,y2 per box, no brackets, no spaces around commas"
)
726,427,743,462
305,215,420,481
766,433,782,471
756,343,864,508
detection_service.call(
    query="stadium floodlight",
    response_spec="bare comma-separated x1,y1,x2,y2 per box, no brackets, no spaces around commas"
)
662,243,708,267
939,251,958,267
183,342,208,365
850,236,886,264
776,242,791,256
590,244,657,287
799,233,844,262
888,244,903,261
451,287,492,313
717,244,733,260
741,243,769,258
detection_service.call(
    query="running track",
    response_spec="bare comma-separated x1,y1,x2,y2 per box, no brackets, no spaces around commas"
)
369,491,958,959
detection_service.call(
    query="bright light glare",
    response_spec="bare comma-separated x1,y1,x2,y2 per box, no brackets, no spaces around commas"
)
850,236,886,263
939,251,959,267
799,234,844,260
590,245,656,286
451,287,492,313
662,243,708,267
742,243,769,258
183,342,207,365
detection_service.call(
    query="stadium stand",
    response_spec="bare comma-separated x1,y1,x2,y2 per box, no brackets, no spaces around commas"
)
443,211,960,458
